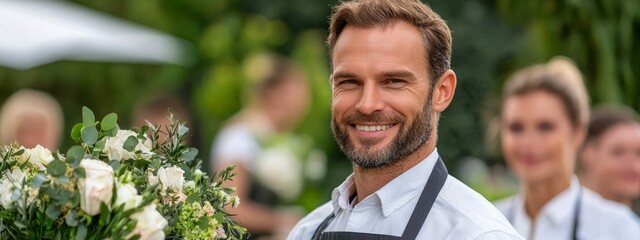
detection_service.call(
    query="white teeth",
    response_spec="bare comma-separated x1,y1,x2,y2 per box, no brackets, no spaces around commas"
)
356,124,393,132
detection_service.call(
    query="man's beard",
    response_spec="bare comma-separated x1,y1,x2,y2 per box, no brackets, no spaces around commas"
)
330,96,435,169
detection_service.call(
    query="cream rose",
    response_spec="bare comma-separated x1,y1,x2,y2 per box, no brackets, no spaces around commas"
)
78,159,114,216
103,130,153,161
28,145,55,170
115,183,142,210
157,166,184,191
128,203,167,240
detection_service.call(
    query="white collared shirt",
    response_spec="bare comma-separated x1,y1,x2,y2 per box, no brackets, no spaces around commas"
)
494,177,640,240
288,150,524,239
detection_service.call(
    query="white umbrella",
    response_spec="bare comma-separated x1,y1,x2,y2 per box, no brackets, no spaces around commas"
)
0,0,191,70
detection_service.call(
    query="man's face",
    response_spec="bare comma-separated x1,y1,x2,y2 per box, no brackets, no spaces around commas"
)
330,21,435,169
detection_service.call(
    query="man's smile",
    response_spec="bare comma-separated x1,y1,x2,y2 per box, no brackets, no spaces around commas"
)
353,123,396,132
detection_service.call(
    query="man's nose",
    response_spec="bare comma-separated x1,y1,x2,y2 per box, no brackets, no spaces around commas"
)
355,83,384,115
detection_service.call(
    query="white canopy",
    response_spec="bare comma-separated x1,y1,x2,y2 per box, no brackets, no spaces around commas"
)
0,0,190,70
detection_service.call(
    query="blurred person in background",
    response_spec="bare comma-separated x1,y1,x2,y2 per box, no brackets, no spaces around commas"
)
494,56,640,239
210,53,310,239
132,94,192,144
580,105,640,216
0,89,63,150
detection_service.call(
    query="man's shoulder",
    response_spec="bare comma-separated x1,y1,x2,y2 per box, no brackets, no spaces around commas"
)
429,175,521,238
287,201,333,240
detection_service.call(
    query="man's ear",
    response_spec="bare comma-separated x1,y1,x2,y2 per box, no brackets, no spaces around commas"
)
432,69,457,113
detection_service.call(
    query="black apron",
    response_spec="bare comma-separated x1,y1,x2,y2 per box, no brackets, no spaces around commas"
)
312,157,448,240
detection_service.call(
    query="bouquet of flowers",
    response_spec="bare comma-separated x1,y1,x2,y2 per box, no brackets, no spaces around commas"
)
0,107,247,240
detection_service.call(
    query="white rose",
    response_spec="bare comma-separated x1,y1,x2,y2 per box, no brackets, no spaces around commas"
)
115,183,142,210
157,166,184,191
128,203,167,240
103,130,153,161
78,159,114,216
28,145,55,170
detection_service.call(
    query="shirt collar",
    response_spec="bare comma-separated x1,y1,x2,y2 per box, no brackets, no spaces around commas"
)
515,176,581,225
541,176,581,224
330,149,440,217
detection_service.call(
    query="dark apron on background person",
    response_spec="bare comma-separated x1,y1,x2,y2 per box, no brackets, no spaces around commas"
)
312,157,448,240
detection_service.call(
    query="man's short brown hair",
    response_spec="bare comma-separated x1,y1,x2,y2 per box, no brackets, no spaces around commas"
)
327,0,452,84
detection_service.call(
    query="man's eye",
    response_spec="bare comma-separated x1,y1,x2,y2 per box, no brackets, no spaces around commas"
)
386,79,407,87
338,79,359,86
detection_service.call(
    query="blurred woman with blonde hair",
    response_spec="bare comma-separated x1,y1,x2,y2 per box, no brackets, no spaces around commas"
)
493,57,640,239
0,89,63,150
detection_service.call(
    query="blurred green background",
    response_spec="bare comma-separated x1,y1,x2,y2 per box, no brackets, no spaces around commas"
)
1,0,638,210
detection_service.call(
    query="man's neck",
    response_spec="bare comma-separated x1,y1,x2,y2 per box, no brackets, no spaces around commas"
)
522,173,571,219
352,139,436,204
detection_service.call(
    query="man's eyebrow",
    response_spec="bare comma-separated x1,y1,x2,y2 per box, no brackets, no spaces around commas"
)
332,72,358,80
377,70,415,79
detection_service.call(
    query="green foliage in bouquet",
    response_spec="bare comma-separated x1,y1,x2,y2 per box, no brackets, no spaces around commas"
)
0,107,247,240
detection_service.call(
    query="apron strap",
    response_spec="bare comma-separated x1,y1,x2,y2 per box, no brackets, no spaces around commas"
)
401,157,447,239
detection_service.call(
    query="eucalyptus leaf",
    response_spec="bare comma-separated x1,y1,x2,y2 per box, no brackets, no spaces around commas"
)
101,113,118,131
76,224,87,240
70,192,80,207
66,145,84,166
81,126,99,145
82,107,95,127
65,210,79,227
47,159,67,177
181,148,198,162
123,136,138,152
31,173,47,189
46,205,61,220
74,167,86,178
93,138,106,154
109,160,121,171
106,124,120,137
71,123,83,143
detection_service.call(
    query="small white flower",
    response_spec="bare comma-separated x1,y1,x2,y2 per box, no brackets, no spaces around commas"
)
231,195,240,208
147,173,159,186
184,180,196,190
78,159,114,216
218,190,231,206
